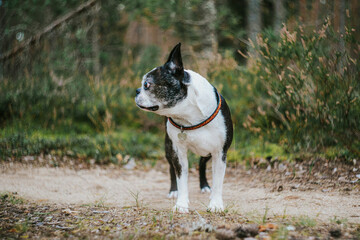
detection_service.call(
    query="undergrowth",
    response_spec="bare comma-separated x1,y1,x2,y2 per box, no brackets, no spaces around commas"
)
245,20,360,157
0,122,163,164
0,21,359,162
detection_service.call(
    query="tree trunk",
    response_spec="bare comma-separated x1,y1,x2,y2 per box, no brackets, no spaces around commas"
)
339,0,346,40
273,0,285,32
0,0,4,79
199,0,217,59
338,0,346,75
310,0,319,27
92,1,101,84
299,0,307,23
351,0,359,32
334,0,340,32
350,0,359,56
247,0,262,65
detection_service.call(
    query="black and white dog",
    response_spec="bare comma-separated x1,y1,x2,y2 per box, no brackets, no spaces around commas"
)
135,43,233,213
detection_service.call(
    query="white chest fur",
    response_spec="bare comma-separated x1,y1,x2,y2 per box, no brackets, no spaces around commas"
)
166,111,226,157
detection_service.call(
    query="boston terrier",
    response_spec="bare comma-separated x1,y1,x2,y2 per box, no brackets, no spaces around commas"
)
135,43,233,213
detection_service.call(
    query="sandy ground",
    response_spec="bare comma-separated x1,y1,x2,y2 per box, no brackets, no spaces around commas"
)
1,163,359,224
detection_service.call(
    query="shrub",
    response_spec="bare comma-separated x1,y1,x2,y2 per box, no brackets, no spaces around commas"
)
0,74,93,126
246,20,360,156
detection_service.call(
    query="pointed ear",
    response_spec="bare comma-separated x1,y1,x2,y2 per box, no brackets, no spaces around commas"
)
165,43,184,78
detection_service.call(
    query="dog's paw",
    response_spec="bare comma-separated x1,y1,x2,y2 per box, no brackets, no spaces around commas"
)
172,204,189,213
201,186,211,194
207,199,224,212
167,191,178,199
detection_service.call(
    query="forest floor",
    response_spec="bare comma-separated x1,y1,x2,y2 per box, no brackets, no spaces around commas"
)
1,157,360,239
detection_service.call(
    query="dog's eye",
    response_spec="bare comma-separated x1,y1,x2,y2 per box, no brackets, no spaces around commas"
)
144,81,151,90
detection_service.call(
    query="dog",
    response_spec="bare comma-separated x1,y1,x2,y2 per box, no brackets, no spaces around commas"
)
135,43,233,213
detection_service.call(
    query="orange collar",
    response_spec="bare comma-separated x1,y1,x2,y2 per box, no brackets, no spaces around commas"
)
168,90,222,131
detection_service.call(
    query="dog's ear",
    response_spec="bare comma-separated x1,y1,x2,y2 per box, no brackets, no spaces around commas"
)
165,43,184,79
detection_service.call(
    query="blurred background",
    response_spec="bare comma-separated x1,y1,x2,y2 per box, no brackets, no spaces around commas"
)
0,0,359,165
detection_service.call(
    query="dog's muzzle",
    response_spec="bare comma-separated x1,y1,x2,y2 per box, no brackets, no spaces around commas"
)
135,89,159,111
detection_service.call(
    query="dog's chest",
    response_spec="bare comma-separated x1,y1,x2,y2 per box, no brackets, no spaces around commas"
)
167,114,226,157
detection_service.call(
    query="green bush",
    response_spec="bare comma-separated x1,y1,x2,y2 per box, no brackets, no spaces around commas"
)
0,125,163,163
246,21,360,156
0,75,93,125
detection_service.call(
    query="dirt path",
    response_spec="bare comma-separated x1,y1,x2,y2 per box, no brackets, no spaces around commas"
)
1,163,359,224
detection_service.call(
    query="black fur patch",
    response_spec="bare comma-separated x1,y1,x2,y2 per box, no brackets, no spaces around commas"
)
145,67,188,108
199,155,211,189
219,94,233,162
165,129,182,179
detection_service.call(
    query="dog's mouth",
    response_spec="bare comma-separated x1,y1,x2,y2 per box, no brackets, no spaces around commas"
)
136,104,159,111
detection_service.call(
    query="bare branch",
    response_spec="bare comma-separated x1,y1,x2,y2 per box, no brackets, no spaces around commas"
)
0,0,98,62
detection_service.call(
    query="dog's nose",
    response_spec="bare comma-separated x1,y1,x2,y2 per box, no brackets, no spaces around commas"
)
136,88,141,96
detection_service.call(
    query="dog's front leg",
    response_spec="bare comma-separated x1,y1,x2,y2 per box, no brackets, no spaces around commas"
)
173,147,189,213
208,152,226,212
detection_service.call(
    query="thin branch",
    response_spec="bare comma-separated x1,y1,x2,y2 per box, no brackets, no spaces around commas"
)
177,18,211,26
0,0,98,62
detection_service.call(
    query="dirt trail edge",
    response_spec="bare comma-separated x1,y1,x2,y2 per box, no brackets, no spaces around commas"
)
1,163,359,224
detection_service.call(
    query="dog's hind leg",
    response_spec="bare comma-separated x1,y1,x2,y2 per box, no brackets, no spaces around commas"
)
199,155,211,193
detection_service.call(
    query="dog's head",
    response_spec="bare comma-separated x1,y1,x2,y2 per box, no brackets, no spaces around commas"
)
135,43,190,114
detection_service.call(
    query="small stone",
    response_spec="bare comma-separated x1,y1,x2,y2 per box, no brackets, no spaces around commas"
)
62,208,72,215
258,232,270,240
329,228,342,238
23,156,35,161
124,158,136,170
278,163,287,171
338,176,347,183
215,228,236,240
44,216,53,222
286,225,295,231
234,224,259,238
123,155,130,163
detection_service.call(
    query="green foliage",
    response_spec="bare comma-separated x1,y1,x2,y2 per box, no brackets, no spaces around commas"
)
293,216,317,228
1,192,25,205
0,122,163,163
1,0,359,161
132,45,161,76
0,75,93,124
246,21,360,156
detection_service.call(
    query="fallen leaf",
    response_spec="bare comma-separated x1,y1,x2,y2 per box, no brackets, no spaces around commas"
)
265,223,278,230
